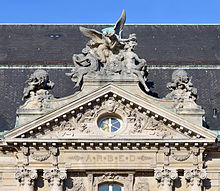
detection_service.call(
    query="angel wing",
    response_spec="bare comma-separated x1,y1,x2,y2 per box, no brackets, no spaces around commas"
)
114,9,126,37
79,26,105,44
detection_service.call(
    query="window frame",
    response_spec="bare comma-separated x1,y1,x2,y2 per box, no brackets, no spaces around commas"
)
98,183,124,191
98,117,122,133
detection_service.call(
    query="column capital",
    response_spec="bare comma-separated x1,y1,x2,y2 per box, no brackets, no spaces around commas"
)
184,168,207,187
15,168,38,186
154,168,178,187
43,168,67,187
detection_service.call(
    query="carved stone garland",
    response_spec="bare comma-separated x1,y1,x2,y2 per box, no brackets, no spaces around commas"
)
43,168,67,191
171,147,192,162
154,168,178,191
184,169,207,191
15,168,38,191
29,146,58,166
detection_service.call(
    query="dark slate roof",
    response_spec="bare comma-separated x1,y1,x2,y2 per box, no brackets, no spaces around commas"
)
0,25,219,131
0,24,220,64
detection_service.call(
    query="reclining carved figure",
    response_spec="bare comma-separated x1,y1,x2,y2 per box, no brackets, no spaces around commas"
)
66,47,99,87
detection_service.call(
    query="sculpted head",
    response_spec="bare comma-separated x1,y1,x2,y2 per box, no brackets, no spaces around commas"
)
105,30,115,37
82,47,90,54
172,69,189,84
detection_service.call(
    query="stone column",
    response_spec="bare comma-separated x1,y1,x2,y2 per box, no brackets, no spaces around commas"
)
154,168,178,191
15,168,38,191
43,168,67,191
184,169,207,191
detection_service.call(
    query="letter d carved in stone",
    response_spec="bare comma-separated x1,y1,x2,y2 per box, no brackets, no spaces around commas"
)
43,168,67,191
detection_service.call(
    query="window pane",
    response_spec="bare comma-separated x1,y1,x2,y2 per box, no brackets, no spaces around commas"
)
99,184,109,191
112,185,122,191
99,117,121,133
99,118,110,132
111,118,121,132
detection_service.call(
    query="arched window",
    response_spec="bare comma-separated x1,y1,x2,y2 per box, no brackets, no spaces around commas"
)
99,183,123,191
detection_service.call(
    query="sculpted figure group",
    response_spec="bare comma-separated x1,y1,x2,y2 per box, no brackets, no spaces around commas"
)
20,10,201,115
21,69,54,110
165,69,198,110
66,10,149,92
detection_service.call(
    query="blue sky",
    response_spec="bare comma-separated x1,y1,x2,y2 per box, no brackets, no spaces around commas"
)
1,0,220,24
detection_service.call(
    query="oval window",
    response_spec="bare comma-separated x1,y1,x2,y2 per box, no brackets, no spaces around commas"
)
98,117,121,133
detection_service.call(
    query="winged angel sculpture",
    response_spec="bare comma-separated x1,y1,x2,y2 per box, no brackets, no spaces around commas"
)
66,10,149,92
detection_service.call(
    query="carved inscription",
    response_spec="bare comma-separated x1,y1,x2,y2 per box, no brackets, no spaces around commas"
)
64,152,153,169
69,153,151,163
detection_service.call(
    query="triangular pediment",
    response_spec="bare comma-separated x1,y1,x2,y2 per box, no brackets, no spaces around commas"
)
4,83,217,142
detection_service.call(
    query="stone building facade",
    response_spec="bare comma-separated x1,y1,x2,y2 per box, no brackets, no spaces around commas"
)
0,11,220,191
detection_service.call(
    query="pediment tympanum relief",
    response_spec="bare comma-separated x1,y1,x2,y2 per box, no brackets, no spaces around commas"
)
34,96,187,140
4,84,217,141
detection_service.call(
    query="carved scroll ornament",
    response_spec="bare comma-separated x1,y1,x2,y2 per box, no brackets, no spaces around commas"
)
44,168,67,191
154,168,178,188
15,168,38,186
184,169,207,187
